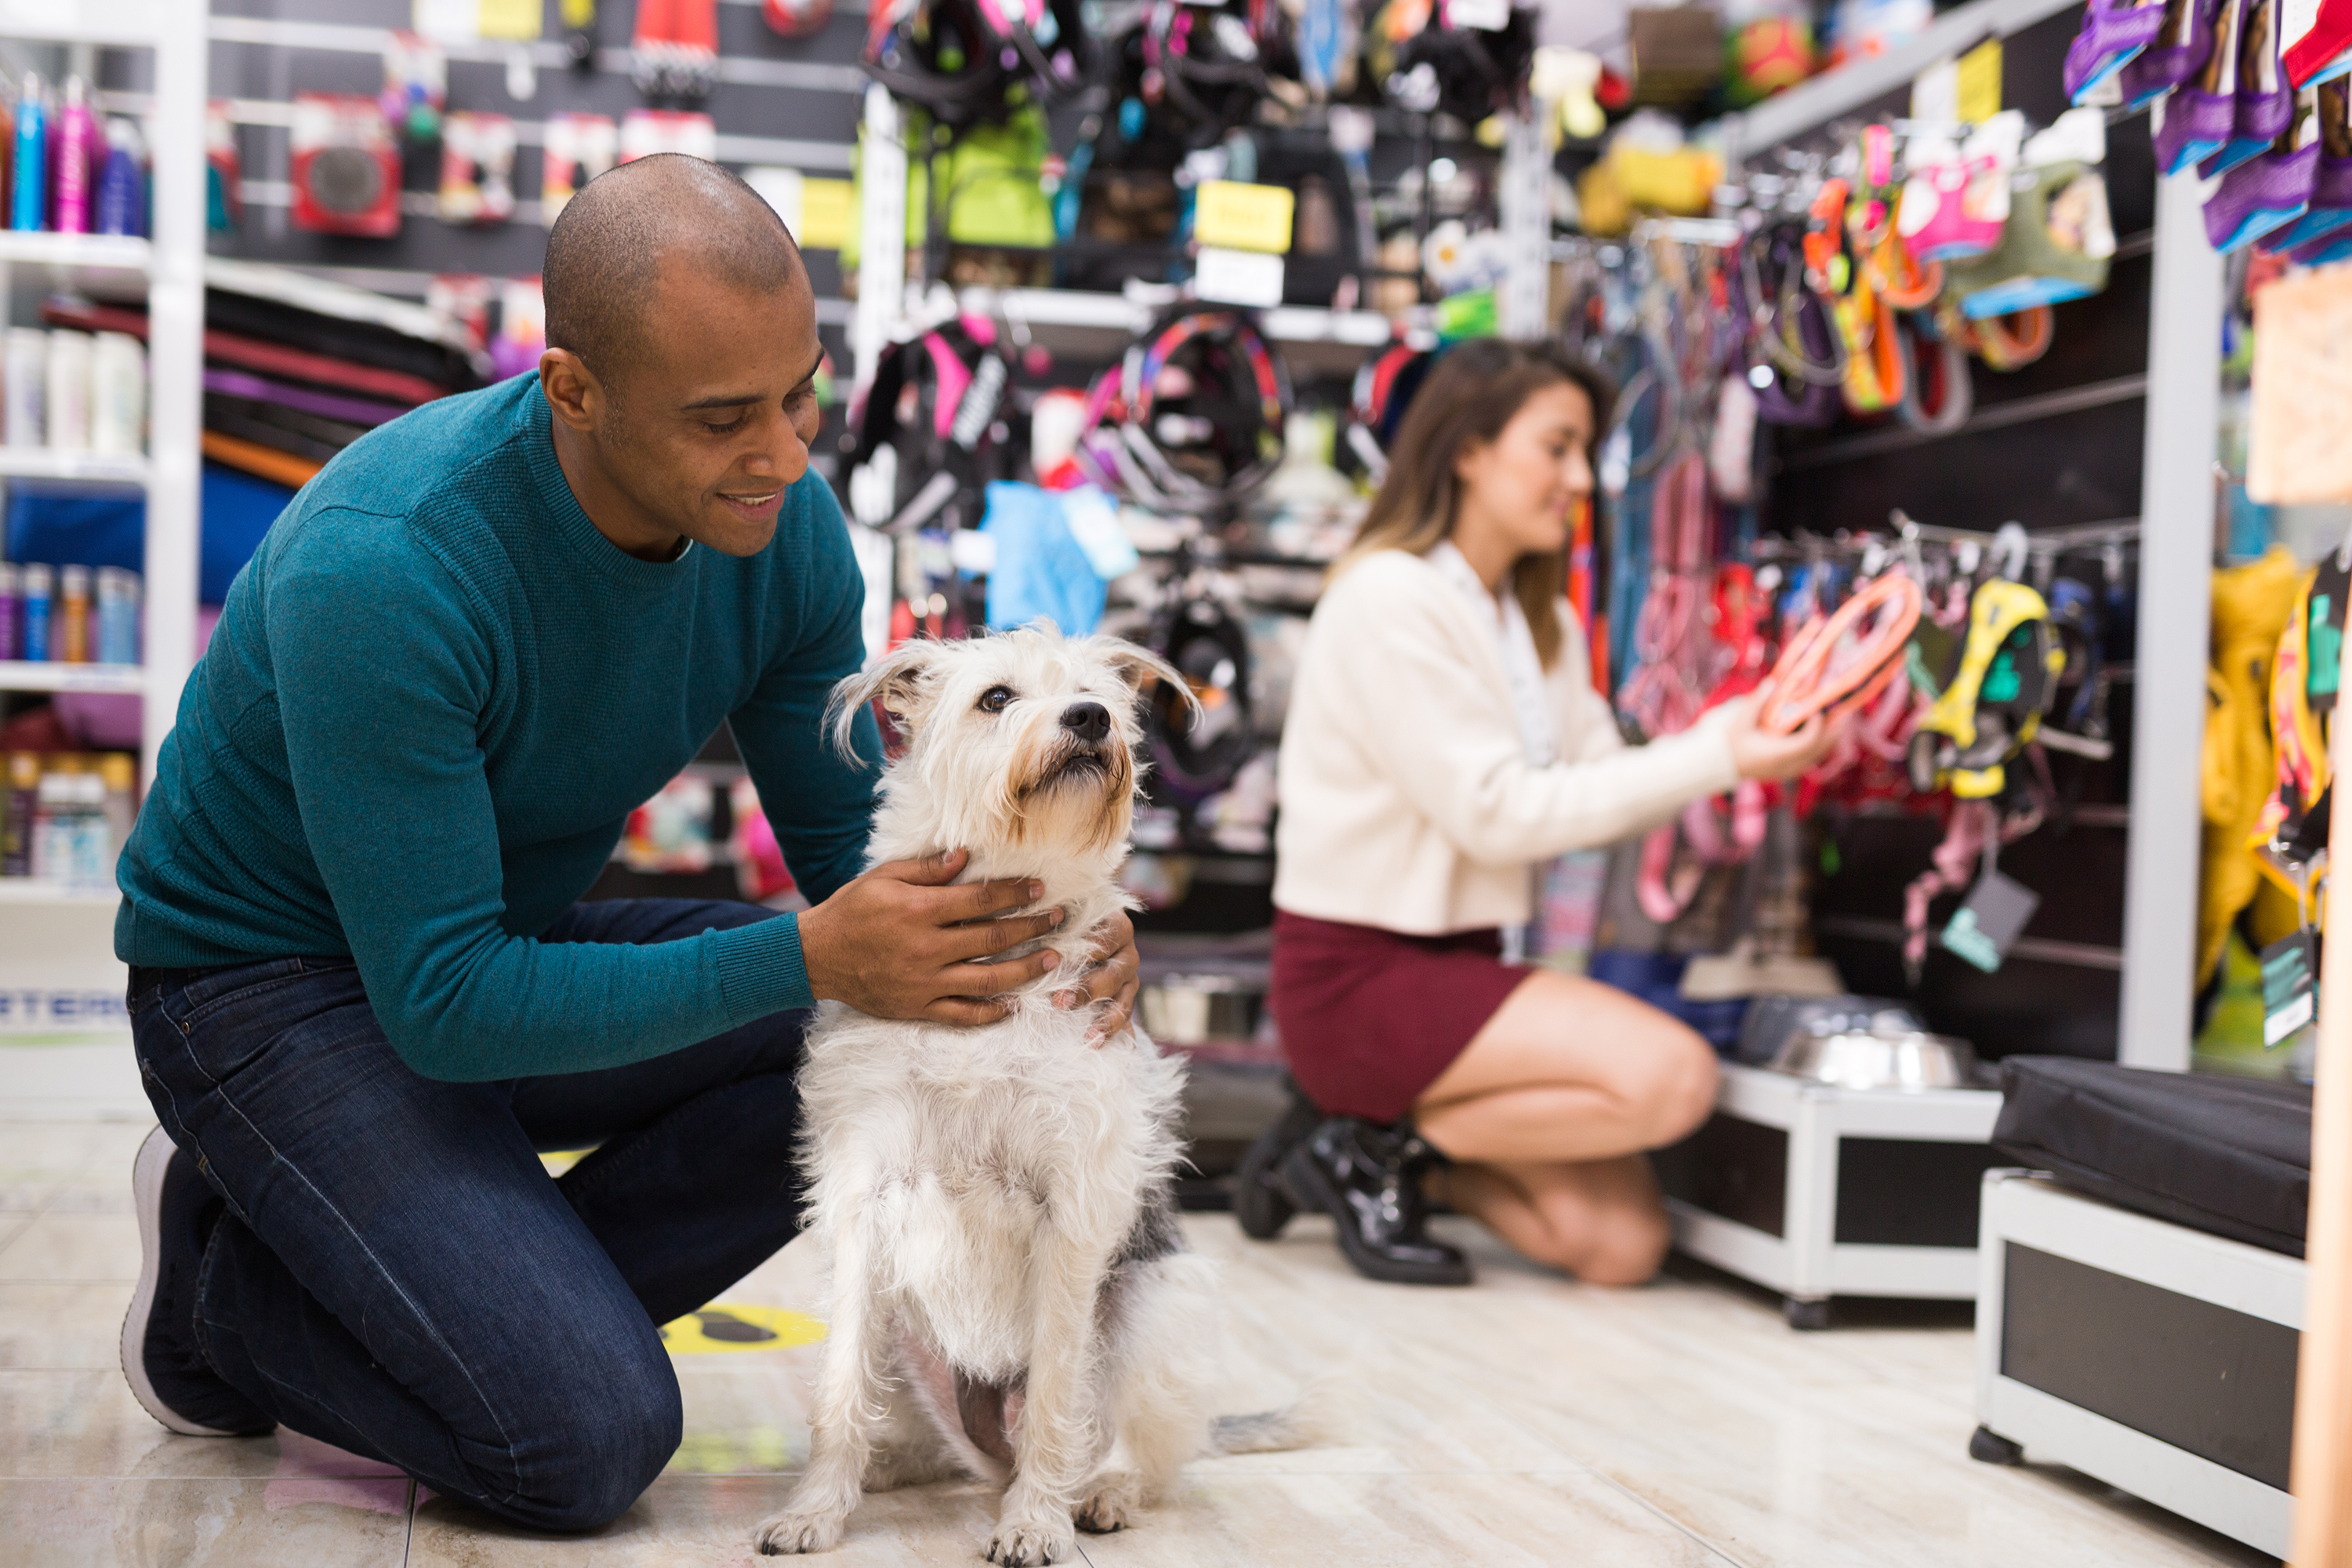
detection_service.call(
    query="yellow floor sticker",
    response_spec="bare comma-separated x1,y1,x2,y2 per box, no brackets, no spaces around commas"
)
659,1303,827,1354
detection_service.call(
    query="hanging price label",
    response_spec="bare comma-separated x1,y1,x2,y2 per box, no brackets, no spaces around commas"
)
1194,181,1296,254
1940,869,2039,973
1194,245,1286,307
2260,930,2318,1047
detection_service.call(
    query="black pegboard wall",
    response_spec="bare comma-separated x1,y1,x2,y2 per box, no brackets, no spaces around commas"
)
196,0,868,303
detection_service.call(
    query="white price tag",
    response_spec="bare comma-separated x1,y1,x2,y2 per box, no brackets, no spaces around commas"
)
1193,245,1285,308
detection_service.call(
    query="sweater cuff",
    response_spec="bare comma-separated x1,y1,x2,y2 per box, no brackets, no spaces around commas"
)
1674,709,1747,797
712,911,815,1022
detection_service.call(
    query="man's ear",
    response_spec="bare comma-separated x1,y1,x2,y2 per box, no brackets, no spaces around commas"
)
827,638,952,757
539,348,602,434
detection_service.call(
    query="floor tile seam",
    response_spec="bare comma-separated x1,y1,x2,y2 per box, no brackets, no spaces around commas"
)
0,1211,39,1259
1546,1450,1760,1568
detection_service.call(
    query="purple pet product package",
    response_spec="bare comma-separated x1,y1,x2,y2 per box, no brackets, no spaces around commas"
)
2157,0,2248,169
2121,0,2219,107
2068,0,2168,100
2262,78,2352,249
0,561,18,661
2200,0,2297,176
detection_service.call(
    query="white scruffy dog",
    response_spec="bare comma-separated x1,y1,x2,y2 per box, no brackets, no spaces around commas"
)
755,627,1294,1565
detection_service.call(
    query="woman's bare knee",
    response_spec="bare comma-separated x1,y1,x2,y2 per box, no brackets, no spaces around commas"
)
1561,1203,1671,1287
1635,1026,1719,1148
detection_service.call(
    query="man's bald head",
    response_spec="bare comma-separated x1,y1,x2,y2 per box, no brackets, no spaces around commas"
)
543,154,808,394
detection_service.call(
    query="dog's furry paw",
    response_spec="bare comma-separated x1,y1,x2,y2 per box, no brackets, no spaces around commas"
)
1073,1475,1140,1534
754,1508,847,1555
984,1516,1073,1565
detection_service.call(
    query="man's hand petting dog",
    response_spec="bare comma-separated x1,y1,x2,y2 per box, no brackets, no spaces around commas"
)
799,848,1139,1040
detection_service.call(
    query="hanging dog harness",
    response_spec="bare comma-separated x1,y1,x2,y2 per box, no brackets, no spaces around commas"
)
844,316,1018,535
1907,578,2067,800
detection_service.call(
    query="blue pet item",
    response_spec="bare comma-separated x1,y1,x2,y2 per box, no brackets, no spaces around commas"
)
979,481,1110,636
4,462,298,605
1585,949,1753,1055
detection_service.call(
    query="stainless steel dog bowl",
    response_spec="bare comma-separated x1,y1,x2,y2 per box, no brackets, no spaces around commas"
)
1767,1028,1980,1091
1138,972,1261,1046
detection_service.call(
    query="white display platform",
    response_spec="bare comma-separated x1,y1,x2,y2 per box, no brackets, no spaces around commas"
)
1972,1169,2299,1558
1661,1062,2005,1327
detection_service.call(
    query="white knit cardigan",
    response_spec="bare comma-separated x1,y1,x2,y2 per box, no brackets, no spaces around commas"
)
1272,547,1744,935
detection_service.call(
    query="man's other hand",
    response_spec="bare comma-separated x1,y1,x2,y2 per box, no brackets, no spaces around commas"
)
1052,909,1140,1047
798,849,1069,1026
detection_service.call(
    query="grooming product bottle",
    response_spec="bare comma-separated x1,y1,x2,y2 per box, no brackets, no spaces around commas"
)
95,566,139,665
0,561,17,659
50,76,93,234
19,561,51,661
56,563,89,662
95,117,143,238
31,761,106,887
2,752,38,877
13,73,46,232
6,328,46,446
89,332,144,455
96,751,133,880
44,328,91,452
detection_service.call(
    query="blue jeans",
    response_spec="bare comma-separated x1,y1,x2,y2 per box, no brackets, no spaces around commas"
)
129,898,810,1531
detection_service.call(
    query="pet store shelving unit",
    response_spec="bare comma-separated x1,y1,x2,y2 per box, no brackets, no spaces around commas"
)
1709,0,2222,1075
0,0,205,968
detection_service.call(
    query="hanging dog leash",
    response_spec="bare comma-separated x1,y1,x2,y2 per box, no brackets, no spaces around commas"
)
1754,571,1924,735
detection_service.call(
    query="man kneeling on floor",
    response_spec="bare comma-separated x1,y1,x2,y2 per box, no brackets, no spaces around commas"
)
114,154,1140,1532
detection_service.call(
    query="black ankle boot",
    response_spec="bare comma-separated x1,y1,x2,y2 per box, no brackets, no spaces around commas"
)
1234,1078,1324,1241
1278,1118,1472,1286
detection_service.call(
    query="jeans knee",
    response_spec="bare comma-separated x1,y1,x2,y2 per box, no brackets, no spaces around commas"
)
504,1352,681,1532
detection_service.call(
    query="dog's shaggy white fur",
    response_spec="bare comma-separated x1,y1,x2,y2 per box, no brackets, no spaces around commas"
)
753,627,1292,1565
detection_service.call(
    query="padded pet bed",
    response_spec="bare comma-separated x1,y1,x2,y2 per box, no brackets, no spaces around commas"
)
1992,1057,2312,1257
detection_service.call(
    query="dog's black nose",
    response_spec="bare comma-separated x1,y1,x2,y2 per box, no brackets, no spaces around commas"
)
1060,702,1111,742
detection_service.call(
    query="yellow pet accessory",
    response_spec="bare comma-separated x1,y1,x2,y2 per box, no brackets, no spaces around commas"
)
1908,578,2067,799
2198,548,2309,984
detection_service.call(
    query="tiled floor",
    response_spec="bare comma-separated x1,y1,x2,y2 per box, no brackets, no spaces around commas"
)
0,1036,2279,1567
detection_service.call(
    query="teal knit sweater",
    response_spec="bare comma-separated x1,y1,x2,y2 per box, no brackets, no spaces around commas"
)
116,376,881,1081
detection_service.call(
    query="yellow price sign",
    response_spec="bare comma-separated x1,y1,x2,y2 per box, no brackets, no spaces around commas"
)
477,0,543,39
797,178,855,250
1194,180,1295,255
1957,38,2002,125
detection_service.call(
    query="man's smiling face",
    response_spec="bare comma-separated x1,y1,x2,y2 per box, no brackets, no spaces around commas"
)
590,257,824,558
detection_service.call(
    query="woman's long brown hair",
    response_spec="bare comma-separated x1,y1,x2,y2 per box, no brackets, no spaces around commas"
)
1337,338,1615,670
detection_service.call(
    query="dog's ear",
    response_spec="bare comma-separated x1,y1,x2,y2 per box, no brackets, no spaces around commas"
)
828,638,952,758
1097,639,1202,725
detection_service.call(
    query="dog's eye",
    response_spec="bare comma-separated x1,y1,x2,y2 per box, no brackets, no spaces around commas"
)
977,685,1014,714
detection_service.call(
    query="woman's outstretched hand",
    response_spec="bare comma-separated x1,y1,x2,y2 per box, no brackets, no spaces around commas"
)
1719,695,1842,782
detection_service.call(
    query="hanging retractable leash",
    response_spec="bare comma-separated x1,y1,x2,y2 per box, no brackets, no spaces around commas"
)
1079,306,1291,512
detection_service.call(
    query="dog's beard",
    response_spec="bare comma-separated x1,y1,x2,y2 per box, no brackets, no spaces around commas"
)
1007,741,1132,857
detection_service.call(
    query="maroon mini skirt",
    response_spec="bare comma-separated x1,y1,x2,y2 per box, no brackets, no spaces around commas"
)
1267,909,1533,1124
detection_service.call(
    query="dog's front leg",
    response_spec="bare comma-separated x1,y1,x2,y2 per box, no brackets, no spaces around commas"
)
756,1210,890,1555
986,1229,1107,1566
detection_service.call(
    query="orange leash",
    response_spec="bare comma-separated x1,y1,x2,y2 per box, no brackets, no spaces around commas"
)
1755,574,1923,736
